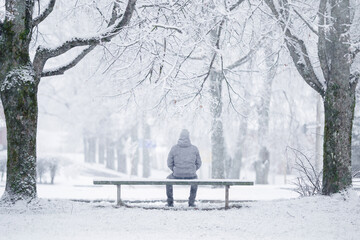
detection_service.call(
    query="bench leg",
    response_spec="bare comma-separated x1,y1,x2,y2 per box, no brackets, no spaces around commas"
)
117,185,122,206
225,185,230,210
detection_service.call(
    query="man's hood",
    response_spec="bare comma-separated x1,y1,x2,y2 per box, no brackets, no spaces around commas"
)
177,129,191,147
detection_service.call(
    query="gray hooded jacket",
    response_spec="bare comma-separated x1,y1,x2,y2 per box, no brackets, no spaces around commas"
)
167,129,202,178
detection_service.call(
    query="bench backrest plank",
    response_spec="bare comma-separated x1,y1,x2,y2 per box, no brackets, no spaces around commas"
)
93,179,254,186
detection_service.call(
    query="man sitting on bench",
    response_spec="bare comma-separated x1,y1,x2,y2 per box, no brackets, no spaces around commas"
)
166,129,202,207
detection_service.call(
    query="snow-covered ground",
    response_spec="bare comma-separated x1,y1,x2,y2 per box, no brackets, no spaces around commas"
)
0,154,359,240
0,190,359,240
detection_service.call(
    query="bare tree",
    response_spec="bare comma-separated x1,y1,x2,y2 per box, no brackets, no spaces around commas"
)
0,0,137,202
264,0,359,194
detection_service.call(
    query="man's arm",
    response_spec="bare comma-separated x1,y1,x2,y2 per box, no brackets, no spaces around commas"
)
167,147,175,171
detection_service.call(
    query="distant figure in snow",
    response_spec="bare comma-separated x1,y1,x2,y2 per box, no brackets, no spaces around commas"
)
166,129,202,207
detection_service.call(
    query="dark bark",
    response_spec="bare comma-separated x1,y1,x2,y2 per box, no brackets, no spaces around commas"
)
1,73,39,200
321,0,354,194
0,1,38,201
322,81,355,194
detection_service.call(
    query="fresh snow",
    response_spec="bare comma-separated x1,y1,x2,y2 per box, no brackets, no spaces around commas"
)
1,65,35,91
0,190,359,240
0,156,359,240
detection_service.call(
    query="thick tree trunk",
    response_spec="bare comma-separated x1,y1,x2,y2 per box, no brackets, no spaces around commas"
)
322,87,355,194
321,0,354,194
0,0,37,201
0,67,38,201
210,72,225,179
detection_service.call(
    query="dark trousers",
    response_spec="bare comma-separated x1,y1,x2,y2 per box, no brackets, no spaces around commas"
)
166,174,198,205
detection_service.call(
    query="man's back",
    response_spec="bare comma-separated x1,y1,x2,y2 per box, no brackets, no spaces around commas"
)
167,129,202,178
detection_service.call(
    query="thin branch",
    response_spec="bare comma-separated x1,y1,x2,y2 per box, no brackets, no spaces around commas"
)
293,8,318,35
152,24,183,34
33,0,56,27
229,0,246,11
225,48,255,71
34,0,137,77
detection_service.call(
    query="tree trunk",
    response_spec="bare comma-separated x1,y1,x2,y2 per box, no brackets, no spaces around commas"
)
254,147,270,184
322,86,355,194
105,138,115,170
83,135,89,163
1,69,39,201
321,0,354,194
210,71,225,179
98,136,105,164
142,118,151,178
230,115,247,179
88,137,96,163
130,124,139,176
255,46,275,184
116,137,127,173
0,0,38,201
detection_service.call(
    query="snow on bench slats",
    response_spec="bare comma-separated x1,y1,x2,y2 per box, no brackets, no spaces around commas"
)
93,179,254,186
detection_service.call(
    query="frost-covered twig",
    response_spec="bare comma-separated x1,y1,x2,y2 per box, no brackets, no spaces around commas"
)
152,24,183,34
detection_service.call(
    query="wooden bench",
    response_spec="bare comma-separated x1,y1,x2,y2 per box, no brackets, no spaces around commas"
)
93,179,254,209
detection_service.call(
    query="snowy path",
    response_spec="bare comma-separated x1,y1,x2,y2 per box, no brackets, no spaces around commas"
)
0,191,359,240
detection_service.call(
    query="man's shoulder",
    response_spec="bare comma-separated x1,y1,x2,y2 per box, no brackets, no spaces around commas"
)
190,145,199,152
170,145,179,151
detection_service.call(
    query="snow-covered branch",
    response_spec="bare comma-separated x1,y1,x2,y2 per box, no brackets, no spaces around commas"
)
33,0,137,77
41,45,96,77
225,50,254,71
152,24,183,34
264,0,325,97
229,0,246,11
33,0,56,27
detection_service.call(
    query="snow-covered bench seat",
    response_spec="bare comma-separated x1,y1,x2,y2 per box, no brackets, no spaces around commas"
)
93,179,254,209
